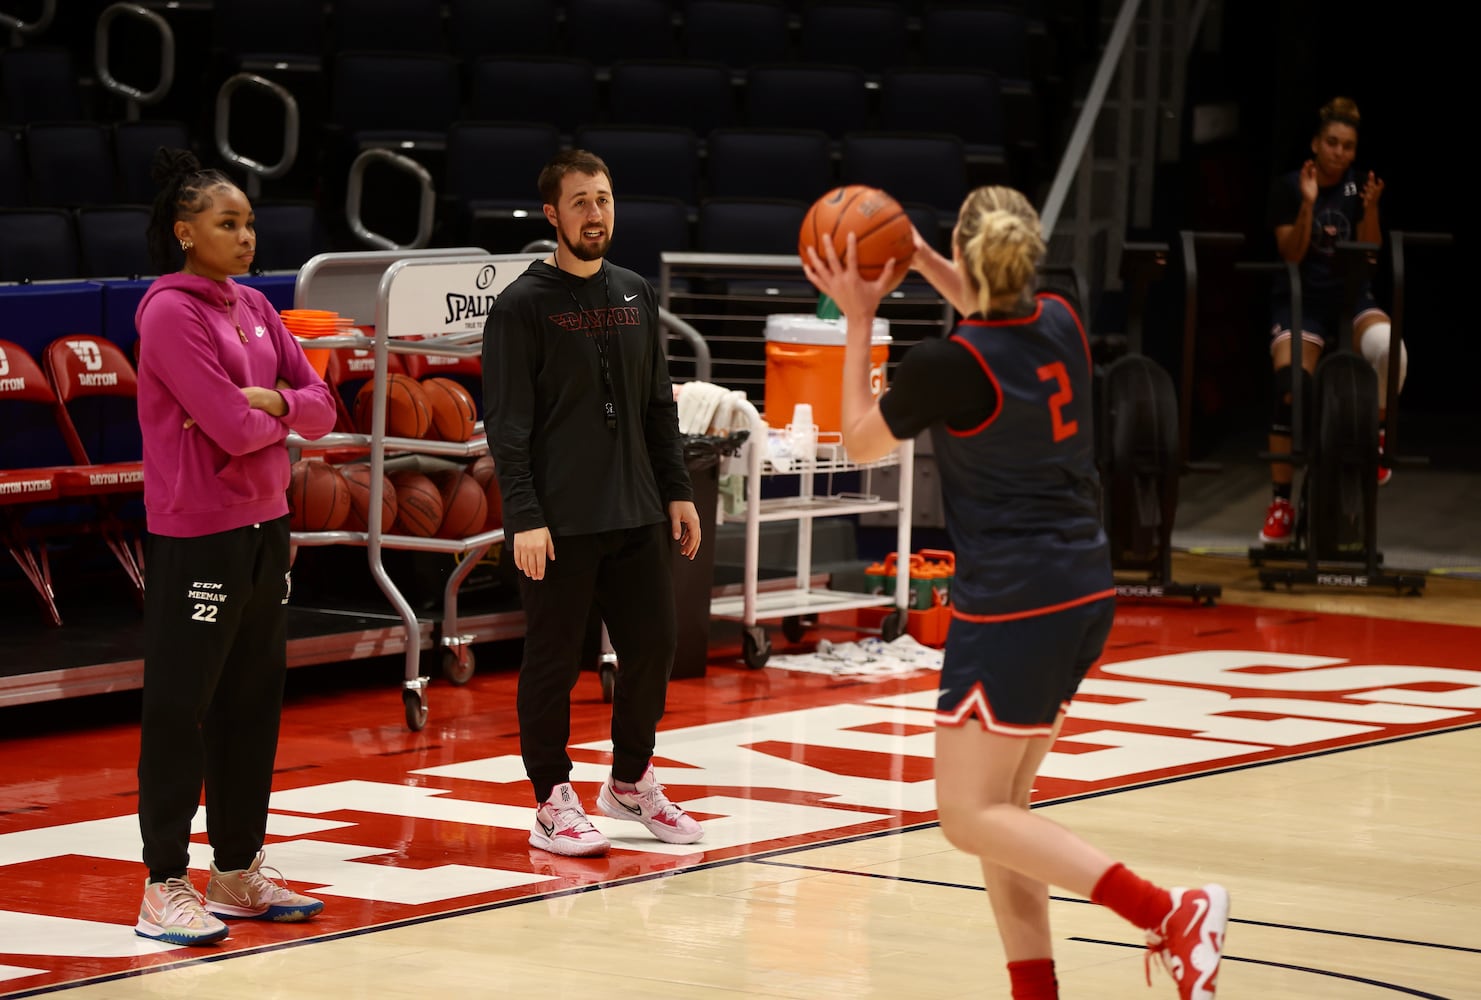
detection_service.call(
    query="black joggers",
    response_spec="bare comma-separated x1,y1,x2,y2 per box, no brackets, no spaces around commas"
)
137,516,291,882
516,521,678,802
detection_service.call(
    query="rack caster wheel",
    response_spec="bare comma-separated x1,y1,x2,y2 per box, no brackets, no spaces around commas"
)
402,688,428,731
879,609,905,642
742,625,771,669
442,646,475,686
782,615,815,644
599,661,617,703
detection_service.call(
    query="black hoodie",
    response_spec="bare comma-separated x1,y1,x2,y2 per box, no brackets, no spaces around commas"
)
483,259,692,537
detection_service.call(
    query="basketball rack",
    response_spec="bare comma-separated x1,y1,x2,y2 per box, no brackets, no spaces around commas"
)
283,248,715,730
285,249,532,730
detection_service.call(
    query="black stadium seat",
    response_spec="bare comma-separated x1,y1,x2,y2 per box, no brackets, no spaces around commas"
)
0,208,82,282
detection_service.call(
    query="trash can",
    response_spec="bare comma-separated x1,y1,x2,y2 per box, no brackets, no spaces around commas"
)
671,430,748,679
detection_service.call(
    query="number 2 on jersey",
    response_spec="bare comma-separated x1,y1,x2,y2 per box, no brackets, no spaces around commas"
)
1036,361,1078,441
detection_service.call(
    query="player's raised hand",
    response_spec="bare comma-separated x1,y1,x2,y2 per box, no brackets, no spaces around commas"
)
1361,170,1385,209
1299,159,1319,203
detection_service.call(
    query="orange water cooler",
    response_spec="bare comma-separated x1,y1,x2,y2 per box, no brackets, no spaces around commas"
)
762,315,891,431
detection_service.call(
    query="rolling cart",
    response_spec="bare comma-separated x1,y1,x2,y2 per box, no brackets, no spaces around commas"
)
285,250,537,730
709,395,913,668
285,249,718,727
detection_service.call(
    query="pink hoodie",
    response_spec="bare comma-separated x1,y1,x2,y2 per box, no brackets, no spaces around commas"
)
135,273,337,537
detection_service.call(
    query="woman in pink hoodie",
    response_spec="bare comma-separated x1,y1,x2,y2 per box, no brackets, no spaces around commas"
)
130,148,337,946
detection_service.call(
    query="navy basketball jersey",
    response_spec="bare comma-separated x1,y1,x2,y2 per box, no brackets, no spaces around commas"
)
931,293,1112,618
1268,165,1366,298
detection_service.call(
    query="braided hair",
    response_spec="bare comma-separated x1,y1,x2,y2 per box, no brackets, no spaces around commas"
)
145,147,238,273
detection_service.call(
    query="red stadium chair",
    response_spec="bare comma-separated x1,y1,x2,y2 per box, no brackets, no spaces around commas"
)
42,335,147,603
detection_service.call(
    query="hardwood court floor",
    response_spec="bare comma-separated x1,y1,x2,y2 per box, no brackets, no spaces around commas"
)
1,553,1478,999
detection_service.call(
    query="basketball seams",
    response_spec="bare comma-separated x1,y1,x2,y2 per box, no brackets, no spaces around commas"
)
800,184,915,280
338,463,397,533
288,459,351,531
390,470,444,537
421,376,477,442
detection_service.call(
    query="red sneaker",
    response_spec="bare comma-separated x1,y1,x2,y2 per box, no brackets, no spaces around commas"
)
1259,497,1294,545
1377,428,1392,486
1146,884,1230,999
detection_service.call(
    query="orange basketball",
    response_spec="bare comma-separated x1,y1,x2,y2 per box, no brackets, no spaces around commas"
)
287,459,351,531
421,376,478,442
430,469,489,539
468,453,495,489
390,469,444,537
799,184,915,282
354,372,433,439
339,463,397,533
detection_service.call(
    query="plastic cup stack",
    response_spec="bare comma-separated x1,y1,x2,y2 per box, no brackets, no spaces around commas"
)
790,402,818,462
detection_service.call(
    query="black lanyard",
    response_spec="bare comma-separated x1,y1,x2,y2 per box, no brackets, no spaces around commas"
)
562,264,618,431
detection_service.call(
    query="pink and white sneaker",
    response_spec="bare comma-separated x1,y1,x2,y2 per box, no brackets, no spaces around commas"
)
529,782,610,857
596,765,704,845
1145,884,1230,999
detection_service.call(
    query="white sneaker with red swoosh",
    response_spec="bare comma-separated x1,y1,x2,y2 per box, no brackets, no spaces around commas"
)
529,782,610,856
596,765,703,845
1146,884,1230,999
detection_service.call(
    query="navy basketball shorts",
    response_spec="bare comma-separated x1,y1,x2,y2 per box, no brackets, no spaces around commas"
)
1270,288,1380,351
936,596,1115,735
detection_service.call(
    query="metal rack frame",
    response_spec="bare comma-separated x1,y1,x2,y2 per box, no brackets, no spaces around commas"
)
286,249,531,729
709,396,913,668
285,248,719,728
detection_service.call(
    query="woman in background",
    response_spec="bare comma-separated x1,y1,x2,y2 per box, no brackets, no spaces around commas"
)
1260,95,1400,545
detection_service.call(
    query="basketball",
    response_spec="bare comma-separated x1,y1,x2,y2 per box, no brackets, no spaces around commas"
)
339,463,397,533
421,376,478,442
390,469,444,537
799,184,915,282
468,453,495,489
430,469,489,539
354,372,433,439
287,459,351,532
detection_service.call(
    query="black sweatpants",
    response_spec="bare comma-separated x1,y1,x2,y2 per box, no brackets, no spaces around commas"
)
137,516,291,881
516,521,677,803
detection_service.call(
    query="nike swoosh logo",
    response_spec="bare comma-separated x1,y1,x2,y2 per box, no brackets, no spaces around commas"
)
539,817,555,836
615,798,643,816
1185,897,1208,935
624,293,638,302
216,881,253,906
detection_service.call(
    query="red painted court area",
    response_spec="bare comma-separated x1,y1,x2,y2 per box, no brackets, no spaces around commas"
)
1,600,1478,994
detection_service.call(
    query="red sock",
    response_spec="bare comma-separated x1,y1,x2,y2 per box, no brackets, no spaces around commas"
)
1007,958,1058,999
1091,861,1174,931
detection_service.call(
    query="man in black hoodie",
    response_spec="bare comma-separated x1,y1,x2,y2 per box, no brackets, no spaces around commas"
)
483,149,705,857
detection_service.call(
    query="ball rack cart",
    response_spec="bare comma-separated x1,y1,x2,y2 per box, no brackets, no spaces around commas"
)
284,248,713,729
285,249,532,730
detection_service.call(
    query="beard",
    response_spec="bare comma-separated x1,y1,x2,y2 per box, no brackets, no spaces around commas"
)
560,226,612,263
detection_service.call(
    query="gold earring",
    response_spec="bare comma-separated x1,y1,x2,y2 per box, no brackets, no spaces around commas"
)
179,238,193,252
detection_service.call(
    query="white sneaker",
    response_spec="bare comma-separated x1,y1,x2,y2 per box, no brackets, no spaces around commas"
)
596,765,704,845
135,877,229,946
530,782,610,856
